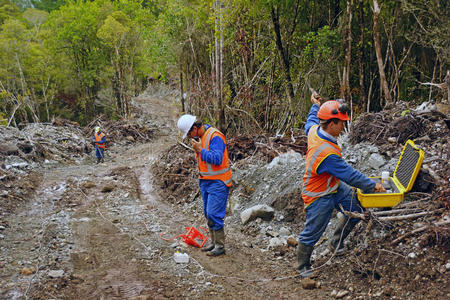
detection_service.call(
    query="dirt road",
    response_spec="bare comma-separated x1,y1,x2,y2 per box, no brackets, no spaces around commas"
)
0,95,328,299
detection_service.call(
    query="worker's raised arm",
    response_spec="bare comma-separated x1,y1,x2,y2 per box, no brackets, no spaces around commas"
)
305,93,322,135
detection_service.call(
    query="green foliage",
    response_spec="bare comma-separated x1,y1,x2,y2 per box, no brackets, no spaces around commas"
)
30,0,65,12
302,26,340,65
0,0,446,131
0,111,7,125
0,0,20,25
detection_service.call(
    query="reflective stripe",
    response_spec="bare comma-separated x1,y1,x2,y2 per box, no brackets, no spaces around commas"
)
302,182,339,197
223,178,233,186
199,166,231,176
204,128,224,174
95,132,106,149
303,143,334,188
301,126,341,205
197,126,232,187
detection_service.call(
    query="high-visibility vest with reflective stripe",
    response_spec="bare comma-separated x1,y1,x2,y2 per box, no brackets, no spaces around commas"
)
95,132,106,149
196,127,232,187
302,125,341,207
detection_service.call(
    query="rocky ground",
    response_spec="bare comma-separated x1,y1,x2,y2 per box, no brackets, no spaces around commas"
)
0,84,449,299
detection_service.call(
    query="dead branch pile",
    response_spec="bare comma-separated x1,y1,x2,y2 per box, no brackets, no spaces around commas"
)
150,143,198,205
349,110,445,149
85,117,155,144
228,134,307,163
350,104,449,193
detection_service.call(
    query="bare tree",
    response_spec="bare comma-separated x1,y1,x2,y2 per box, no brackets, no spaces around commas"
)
358,0,366,110
342,0,353,102
372,0,392,107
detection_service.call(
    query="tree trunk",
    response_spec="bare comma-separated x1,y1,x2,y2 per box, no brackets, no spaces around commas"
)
270,5,295,112
342,0,353,102
358,0,366,110
180,71,185,113
372,0,392,107
218,0,225,132
214,0,225,132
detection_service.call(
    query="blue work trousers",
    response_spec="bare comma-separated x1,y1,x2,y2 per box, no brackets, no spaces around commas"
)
199,179,229,231
299,182,363,247
95,147,105,159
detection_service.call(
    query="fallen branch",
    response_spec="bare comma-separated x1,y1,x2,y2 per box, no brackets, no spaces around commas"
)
372,208,421,216
339,205,444,223
339,204,367,220
396,199,429,208
391,219,450,245
378,209,444,222
178,140,194,151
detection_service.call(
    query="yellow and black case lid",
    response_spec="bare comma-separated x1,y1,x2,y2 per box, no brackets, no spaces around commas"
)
393,140,424,193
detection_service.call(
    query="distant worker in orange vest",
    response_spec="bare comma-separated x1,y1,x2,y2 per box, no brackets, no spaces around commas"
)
93,126,106,164
177,114,232,256
297,93,385,277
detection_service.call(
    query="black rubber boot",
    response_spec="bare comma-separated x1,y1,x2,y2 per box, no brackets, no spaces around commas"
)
202,228,215,252
329,216,357,256
297,243,314,277
207,228,225,256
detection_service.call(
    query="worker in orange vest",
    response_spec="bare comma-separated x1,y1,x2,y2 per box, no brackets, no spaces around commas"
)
93,126,106,164
177,114,232,256
297,93,385,277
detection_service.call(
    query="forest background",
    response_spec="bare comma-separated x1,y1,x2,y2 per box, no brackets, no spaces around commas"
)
0,0,448,134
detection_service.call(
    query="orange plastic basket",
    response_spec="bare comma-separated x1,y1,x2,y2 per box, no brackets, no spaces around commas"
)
180,227,208,248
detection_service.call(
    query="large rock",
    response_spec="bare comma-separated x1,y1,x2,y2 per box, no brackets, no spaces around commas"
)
368,153,385,170
0,143,19,155
240,204,274,225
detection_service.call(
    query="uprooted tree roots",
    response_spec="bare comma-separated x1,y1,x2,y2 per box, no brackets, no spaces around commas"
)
350,107,448,152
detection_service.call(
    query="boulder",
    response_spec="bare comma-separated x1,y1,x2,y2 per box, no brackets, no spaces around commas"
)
0,143,19,156
240,204,274,225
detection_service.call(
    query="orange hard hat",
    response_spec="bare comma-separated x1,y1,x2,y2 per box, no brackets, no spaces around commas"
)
317,100,351,121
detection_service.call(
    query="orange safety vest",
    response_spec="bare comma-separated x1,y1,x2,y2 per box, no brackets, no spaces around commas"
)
302,125,341,207
196,127,232,187
95,132,106,149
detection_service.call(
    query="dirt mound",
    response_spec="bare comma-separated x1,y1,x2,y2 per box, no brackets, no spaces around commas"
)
84,118,156,146
151,133,308,205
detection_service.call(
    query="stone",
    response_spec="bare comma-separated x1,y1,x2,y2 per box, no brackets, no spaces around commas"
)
0,143,19,155
240,204,274,225
21,267,35,276
81,181,95,189
301,278,316,290
101,184,115,193
368,153,385,169
48,270,65,278
336,290,349,298
279,227,291,237
268,237,283,249
287,237,298,247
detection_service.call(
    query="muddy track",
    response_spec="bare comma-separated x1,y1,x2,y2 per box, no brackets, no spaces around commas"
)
0,96,329,299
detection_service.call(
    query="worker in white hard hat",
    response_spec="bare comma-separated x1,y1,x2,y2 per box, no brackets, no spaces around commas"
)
93,126,106,164
177,114,232,256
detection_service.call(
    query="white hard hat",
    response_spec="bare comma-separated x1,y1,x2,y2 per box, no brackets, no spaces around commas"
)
177,114,196,139
95,126,100,133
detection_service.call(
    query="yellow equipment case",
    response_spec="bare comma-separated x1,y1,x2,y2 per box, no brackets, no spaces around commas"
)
357,140,424,208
